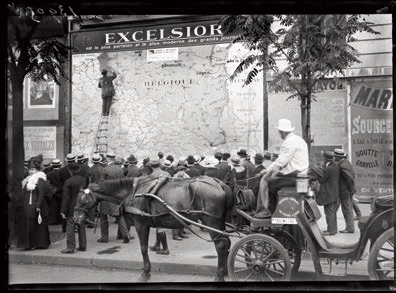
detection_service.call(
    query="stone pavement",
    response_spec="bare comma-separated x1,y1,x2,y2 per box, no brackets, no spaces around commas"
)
8,202,373,281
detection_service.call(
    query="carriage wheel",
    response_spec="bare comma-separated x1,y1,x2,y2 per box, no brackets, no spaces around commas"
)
265,228,302,276
227,234,292,281
368,228,394,280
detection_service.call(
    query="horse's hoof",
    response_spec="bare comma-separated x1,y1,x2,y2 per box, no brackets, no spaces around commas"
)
138,273,151,282
214,276,225,282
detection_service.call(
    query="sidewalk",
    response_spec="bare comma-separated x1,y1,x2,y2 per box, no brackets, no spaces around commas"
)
8,202,372,280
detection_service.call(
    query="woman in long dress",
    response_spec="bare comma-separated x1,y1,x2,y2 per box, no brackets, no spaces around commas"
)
20,159,50,250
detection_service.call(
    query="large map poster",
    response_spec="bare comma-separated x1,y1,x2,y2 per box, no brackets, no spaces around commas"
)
71,43,264,161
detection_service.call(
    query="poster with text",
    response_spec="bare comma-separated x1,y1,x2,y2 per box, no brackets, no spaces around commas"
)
24,127,57,160
350,83,393,197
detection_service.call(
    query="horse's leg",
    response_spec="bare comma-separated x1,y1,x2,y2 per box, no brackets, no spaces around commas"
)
207,224,231,282
134,217,151,281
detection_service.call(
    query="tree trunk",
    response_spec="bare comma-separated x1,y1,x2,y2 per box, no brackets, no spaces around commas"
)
306,72,312,155
300,94,307,140
11,79,25,189
306,92,312,155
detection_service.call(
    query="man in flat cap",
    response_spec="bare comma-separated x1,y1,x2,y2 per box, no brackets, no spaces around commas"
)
98,68,117,116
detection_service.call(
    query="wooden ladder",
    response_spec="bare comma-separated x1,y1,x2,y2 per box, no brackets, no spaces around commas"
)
94,114,109,154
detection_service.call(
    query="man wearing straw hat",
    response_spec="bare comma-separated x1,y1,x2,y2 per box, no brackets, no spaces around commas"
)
333,148,356,233
254,119,309,218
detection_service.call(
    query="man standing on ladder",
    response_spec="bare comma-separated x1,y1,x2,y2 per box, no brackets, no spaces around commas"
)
98,68,117,116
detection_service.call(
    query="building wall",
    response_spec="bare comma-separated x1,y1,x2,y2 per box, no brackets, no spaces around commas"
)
13,14,391,179
67,15,392,167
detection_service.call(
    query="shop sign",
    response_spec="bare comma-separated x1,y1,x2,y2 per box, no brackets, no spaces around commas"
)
71,20,239,54
350,83,393,196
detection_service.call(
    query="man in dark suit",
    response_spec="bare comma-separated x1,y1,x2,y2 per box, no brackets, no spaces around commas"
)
46,159,63,225
216,153,232,185
237,149,255,183
126,155,142,178
251,153,265,200
98,152,131,244
85,154,105,228
60,162,88,253
313,151,340,236
87,154,105,184
165,154,177,176
185,155,201,178
76,153,89,181
193,155,206,175
334,149,356,233
59,153,77,232
60,153,77,183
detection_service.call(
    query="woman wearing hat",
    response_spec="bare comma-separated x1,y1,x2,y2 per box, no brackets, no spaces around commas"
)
161,159,174,177
202,157,220,179
19,159,51,250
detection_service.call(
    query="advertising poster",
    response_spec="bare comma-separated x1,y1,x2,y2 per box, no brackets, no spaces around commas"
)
350,83,393,198
24,126,57,160
27,79,56,109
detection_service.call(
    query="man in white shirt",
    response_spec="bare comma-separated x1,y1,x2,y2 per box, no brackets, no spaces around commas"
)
254,119,309,218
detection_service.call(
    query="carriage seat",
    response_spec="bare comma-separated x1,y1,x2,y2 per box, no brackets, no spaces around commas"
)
295,212,357,258
357,194,393,231
236,208,272,226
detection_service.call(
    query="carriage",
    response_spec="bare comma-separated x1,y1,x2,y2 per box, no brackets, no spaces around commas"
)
74,174,394,282
225,181,394,281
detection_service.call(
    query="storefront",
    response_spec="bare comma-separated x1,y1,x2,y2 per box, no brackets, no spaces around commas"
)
12,14,390,200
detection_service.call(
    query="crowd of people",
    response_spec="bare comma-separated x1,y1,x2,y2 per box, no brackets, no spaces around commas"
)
8,118,363,256
7,145,280,255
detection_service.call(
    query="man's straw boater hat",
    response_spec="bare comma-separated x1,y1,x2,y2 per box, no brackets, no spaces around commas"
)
334,149,347,157
91,154,102,164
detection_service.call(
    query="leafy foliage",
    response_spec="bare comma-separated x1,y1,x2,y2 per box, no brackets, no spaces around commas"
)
25,37,70,84
7,12,71,84
220,14,380,147
221,14,379,93
7,5,72,185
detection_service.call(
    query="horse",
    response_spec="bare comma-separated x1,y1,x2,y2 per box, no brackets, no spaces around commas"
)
73,175,235,282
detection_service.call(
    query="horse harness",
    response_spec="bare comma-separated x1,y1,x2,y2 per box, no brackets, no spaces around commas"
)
123,176,220,218
122,176,231,241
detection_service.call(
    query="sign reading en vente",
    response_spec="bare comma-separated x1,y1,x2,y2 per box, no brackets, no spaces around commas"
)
71,20,239,54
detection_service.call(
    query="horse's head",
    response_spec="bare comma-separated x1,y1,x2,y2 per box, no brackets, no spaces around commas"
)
73,188,97,224
73,179,134,224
